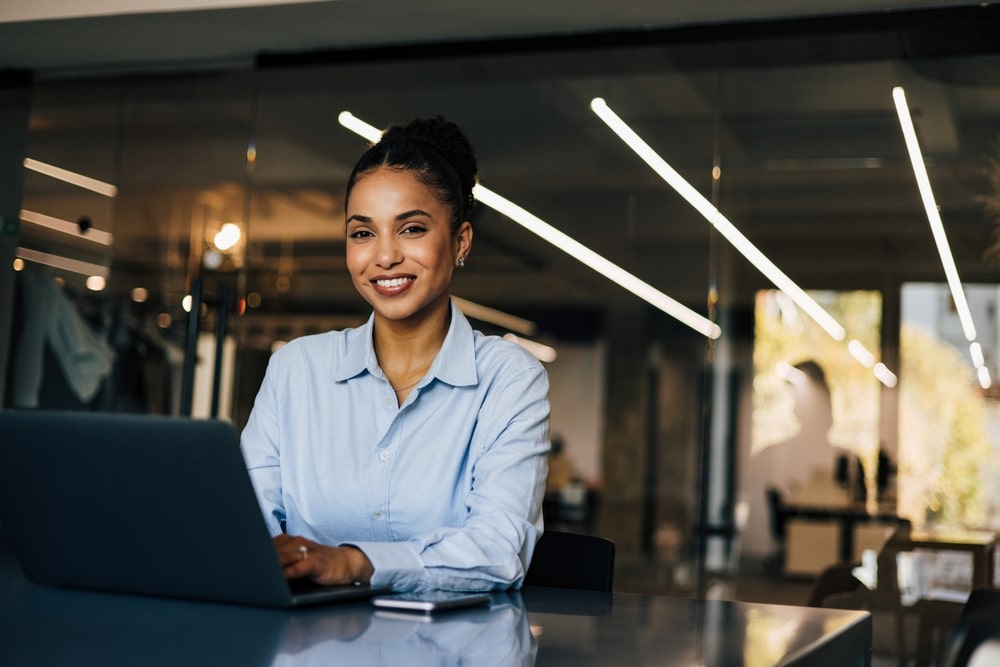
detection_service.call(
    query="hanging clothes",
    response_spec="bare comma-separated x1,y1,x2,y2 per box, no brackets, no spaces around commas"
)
11,271,115,408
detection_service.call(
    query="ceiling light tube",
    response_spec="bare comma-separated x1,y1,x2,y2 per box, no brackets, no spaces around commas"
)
970,342,985,368
977,366,991,389
452,296,537,336
590,97,845,342
473,185,721,339
775,361,807,386
591,98,904,384
892,87,976,342
20,209,114,245
338,110,721,340
848,339,876,368
23,157,118,198
338,111,381,142
873,363,898,388
16,246,110,278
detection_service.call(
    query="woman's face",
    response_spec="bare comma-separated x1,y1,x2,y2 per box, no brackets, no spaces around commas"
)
345,166,472,325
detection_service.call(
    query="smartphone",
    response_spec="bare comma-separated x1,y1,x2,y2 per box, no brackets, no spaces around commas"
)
371,591,492,613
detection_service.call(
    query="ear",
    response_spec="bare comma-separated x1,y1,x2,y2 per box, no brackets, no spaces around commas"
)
455,220,473,261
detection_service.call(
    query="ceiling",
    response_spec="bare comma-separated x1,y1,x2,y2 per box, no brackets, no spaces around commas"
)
6,1,1000,344
0,1,983,74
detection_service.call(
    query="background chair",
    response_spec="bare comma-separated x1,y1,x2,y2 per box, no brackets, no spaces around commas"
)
523,530,615,592
805,561,864,607
763,486,788,575
939,588,1000,667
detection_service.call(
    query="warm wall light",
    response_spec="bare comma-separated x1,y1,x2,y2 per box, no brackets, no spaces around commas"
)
85,275,106,291
23,157,118,197
16,247,109,278
338,110,721,340
213,222,242,251
590,97,845,342
503,333,558,363
20,209,114,245
453,296,537,336
892,86,977,342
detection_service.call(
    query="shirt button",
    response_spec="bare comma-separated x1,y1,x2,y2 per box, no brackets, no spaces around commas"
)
372,509,383,519
379,451,389,461
385,397,394,407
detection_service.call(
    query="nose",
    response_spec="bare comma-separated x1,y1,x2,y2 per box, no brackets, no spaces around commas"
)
374,234,402,268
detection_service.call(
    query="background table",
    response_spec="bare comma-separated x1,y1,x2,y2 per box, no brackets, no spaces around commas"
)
0,554,871,666
780,500,910,576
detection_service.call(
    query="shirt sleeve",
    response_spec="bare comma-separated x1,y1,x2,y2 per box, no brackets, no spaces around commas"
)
239,354,287,537
348,362,551,593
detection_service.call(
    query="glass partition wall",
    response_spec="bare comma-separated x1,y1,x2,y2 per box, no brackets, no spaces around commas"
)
7,10,1000,608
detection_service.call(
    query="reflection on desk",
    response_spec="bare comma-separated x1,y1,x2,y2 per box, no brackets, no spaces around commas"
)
0,554,871,666
277,592,533,666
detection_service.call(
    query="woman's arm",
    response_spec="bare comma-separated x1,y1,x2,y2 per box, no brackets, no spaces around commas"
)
240,351,287,537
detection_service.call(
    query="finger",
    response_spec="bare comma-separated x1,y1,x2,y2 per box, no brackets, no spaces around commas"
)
281,557,315,579
274,536,312,567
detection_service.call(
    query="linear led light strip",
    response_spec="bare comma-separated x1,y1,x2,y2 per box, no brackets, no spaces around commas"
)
23,158,118,198
16,246,110,278
892,87,976,342
20,209,114,245
338,111,721,340
590,98,898,387
892,86,989,389
452,296,537,336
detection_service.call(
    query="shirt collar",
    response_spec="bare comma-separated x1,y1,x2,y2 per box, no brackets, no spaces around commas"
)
333,299,478,388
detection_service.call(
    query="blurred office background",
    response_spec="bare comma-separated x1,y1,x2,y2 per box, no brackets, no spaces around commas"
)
3,0,1000,635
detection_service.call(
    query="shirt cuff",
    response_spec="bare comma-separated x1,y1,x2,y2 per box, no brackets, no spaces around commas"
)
341,540,424,591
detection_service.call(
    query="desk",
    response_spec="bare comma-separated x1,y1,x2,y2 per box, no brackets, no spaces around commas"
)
780,501,909,576
879,528,999,594
0,554,871,666
865,529,999,666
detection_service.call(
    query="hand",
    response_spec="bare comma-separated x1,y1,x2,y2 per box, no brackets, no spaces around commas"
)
273,534,375,586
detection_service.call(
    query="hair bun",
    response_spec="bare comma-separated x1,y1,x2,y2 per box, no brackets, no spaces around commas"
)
386,117,478,214
346,116,479,225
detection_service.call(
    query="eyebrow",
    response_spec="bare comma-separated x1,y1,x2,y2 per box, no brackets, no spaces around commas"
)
346,209,433,225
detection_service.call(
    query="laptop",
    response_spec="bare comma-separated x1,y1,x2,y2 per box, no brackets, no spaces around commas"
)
0,409,391,608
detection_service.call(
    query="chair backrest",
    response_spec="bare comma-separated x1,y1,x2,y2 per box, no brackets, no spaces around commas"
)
766,486,786,540
524,530,615,592
939,588,1000,667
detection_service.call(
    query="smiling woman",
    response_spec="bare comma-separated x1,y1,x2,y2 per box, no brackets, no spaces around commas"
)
238,116,552,594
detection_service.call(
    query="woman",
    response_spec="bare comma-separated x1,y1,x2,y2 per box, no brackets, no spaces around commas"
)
240,117,551,593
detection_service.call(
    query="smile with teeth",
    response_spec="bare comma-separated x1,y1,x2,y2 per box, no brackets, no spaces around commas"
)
374,277,414,288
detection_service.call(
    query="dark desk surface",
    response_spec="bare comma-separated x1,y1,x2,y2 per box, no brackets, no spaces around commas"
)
0,554,871,667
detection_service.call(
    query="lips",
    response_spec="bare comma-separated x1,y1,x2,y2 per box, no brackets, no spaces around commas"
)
372,275,415,296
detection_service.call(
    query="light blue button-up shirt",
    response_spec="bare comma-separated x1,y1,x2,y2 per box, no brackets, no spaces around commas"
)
240,300,550,593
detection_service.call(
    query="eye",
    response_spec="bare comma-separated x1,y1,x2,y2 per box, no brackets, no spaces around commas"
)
400,224,427,236
348,228,374,239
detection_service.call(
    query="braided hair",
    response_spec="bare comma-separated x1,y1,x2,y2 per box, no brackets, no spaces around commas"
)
345,116,478,235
